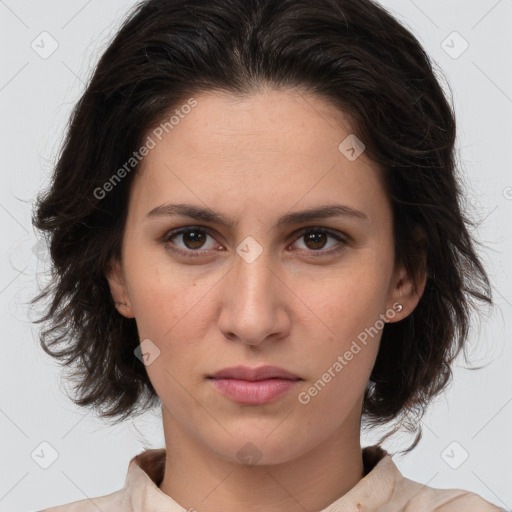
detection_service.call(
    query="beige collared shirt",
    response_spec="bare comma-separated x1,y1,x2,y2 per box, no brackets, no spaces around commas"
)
40,445,504,511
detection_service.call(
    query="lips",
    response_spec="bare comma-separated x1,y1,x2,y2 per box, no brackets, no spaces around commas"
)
208,365,301,381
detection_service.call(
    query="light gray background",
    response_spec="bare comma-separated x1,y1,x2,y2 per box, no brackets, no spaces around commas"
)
0,0,511,511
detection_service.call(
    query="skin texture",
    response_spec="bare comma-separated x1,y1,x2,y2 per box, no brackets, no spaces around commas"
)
106,87,426,512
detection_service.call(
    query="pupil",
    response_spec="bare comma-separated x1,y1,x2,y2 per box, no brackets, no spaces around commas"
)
184,231,205,249
306,232,326,250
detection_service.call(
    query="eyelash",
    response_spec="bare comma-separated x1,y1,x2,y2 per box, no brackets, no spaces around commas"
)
160,226,348,258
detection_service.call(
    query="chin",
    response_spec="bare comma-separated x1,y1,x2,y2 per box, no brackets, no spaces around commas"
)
202,428,311,466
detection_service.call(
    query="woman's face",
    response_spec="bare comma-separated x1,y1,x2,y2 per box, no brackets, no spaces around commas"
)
107,88,422,464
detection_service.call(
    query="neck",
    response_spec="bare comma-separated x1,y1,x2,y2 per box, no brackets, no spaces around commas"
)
158,405,365,512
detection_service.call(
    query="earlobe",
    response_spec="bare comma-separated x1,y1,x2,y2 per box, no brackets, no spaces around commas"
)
386,264,427,323
105,257,135,318
386,224,428,323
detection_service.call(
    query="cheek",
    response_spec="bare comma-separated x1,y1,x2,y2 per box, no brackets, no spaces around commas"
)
126,257,212,363
126,248,201,335
294,265,387,382
297,314,380,426
298,264,389,336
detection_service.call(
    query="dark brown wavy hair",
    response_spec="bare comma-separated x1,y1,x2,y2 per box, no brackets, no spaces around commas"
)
31,0,493,453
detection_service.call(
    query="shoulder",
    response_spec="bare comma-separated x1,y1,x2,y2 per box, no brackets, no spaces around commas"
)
37,448,166,512
37,487,126,512
433,492,507,511
364,446,504,512
426,491,505,512
397,477,504,511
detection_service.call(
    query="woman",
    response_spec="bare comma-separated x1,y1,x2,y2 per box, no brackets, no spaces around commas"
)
32,0,504,510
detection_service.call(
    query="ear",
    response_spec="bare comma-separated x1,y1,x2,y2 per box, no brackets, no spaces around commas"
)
385,265,426,323
386,226,427,323
105,257,135,318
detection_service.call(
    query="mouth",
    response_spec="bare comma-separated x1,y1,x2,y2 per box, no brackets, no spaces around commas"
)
208,377,301,405
208,365,301,381
207,365,302,405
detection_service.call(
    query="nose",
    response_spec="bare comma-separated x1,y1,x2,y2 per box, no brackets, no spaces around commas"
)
217,250,292,346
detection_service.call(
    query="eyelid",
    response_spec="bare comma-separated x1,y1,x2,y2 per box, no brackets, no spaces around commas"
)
291,226,348,242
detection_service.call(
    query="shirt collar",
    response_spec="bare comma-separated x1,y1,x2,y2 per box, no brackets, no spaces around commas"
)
123,445,401,512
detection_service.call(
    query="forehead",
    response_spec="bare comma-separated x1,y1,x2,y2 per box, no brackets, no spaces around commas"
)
149,88,355,159
130,88,389,227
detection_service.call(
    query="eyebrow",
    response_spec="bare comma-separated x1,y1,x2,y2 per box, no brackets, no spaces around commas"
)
146,203,369,228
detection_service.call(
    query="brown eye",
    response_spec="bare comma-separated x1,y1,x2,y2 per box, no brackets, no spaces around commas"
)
162,227,218,255
180,230,208,250
291,228,347,256
303,231,328,250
